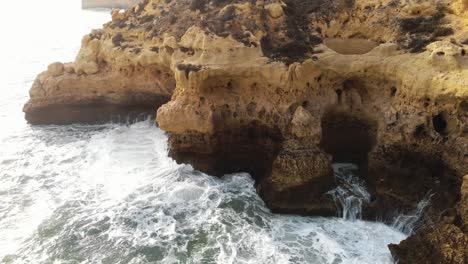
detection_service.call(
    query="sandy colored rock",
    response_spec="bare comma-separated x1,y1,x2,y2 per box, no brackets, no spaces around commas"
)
461,175,468,231
462,0,468,9
389,224,468,264
47,62,64,77
23,1,468,262
323,38,378,55
265,3,283,18
291,106,316,138
402,2,438,16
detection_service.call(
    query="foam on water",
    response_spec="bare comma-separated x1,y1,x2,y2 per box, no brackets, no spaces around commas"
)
0,1,413,263
328,164,372,221
1,121,407,263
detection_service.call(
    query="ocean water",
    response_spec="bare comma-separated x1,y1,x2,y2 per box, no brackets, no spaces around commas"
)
0,1,408,263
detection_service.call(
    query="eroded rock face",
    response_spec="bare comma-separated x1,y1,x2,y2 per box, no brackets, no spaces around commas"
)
389,223,468,264
24,0,468,262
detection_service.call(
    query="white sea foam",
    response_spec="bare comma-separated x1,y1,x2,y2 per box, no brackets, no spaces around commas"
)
328,163,372,221
0,121,408,264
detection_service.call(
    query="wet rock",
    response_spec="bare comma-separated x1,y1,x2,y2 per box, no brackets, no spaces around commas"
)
259,142,336,216
389,224,468,264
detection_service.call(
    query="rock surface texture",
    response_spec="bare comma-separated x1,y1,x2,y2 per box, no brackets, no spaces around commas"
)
24,0,468,263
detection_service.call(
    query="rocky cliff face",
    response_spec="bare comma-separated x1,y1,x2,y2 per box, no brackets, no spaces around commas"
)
24,0,468,263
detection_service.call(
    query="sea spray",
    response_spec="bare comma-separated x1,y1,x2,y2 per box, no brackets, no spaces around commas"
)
0,121,407,264
328,163,371,221
327,163,433,236
391,192,433,234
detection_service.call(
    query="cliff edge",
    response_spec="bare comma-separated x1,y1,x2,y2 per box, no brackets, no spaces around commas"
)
24,1,468,263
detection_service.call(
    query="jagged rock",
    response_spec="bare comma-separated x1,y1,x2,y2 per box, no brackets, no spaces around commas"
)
74,35,100,75
23,1,468,262
259,142,335,215
389,224,468,264
291,106,316,138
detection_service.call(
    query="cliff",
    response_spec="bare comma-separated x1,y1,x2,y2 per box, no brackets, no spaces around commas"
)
82,0,142,9
24,0,468,263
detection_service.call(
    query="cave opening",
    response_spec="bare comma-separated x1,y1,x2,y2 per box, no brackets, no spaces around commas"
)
169,121,282,184
320,108,377,179
432,112,448,135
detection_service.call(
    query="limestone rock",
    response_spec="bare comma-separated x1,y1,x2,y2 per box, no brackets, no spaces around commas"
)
389,224,468,264
259,143,335,215
462,0,468,9
47,62,64,77
427,41,465,70
74,36,100,75
23,1,468,262
291,106,316,138
402,2,438,16
461,175,468,231
265,3,283,18
111,9,124,21
323,38,379,55
63,63,75,74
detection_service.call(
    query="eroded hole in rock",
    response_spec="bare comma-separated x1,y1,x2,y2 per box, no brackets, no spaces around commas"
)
335,89,343,102
320,108,379,221
320,108,377,170
390,86,397,97
169,122,282,183
432,112,447,135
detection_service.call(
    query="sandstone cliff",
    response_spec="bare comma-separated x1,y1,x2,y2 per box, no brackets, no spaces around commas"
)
24,0,468,263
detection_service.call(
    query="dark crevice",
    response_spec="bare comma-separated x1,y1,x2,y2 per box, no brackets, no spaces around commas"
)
168,122,282,183
432,112,447,135
390,87,397,97
368,145,461,229
320,108,377,187
25,94,171,125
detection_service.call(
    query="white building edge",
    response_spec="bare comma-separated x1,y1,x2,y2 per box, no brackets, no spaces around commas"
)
82,0,142,9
